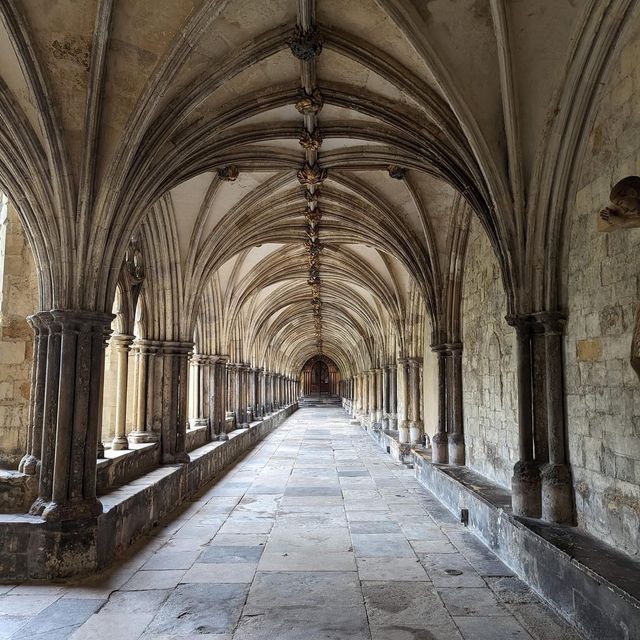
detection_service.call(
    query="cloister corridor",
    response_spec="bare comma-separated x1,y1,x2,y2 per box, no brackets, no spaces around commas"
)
0,405,580,640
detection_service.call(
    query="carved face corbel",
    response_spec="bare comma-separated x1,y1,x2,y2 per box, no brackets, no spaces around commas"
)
598,176,640,232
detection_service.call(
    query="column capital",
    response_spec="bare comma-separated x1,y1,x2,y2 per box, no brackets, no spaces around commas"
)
133,338,159,355
443,342,463,355
111,333,135,353
530,310,567,335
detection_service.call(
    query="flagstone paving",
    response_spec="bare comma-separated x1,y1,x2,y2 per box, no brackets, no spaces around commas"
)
0,407,583,639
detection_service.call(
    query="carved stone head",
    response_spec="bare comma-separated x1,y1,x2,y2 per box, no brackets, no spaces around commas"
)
598,176,640,231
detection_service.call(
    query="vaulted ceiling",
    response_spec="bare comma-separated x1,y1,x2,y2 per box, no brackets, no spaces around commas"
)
0,0,634,375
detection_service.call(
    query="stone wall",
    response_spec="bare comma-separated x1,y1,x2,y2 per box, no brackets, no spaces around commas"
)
563,18,640,556
462,218,518,488
0,197,37,468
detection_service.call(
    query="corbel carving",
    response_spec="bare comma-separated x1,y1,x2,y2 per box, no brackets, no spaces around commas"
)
598,176,640,231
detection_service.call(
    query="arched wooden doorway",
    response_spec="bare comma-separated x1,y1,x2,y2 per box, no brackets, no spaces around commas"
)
300,356,340,396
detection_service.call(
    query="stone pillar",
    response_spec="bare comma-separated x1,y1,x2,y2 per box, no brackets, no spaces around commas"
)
431,346,448,463
260,369,267,415
381,366,390,429
209,357,228,438
28,310,112,522
397,359,410,443
128,340,158,443
188,354,208,429
507,315,541,518
375,368,383,425
408,358,424,445
246,366,255,423
368,369,376,426
388,364,397,430
154,341,192,464
232,363,242,426
110,334,134,450
19,315,47,475
446,343,465,465
536,312,573,524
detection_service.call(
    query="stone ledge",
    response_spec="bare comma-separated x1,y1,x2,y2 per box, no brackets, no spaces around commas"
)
185,424,209,452
96,442,159,495
0,403,297,581
361,419,640,640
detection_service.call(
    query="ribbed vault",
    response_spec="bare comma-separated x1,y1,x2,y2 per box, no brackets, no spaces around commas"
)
0,0,636,378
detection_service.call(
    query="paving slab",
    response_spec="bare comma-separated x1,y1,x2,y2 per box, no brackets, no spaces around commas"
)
6,407,583,640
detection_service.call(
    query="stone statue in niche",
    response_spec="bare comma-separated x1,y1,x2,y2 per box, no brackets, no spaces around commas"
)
598,176,640,231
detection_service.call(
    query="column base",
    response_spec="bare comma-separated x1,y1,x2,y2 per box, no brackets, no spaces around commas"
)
541,463,573,524
128,430,158,444
381,414,390,430
511,460,542,518
18,453,39,476
431,432,448,464
97,442,105,458
398,421,410,444
409,421,424,445
40,497,103,522
447,432,465,466
218,433,229,441
189,418,208,429
111,437,129,451
388,414,398,431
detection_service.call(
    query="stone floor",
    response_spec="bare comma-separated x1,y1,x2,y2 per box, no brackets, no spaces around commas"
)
0,407,584,639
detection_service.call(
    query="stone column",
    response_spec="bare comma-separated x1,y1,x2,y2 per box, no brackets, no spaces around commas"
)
110,334,134,450
536,312,573,524
29,310,113,522
232,363,242,426
155,341,192,464
260,369,267,415
388,364,398,430
431,346,448,463
19,314,47,475
375,368,383,425
128,340,158,443
368,370,377,426
397,359,410,443
446,343,465,465
188,354,208,429
210,357,228,438
381,365,390,430
246,366,255,423
408,358,424,445
507,315,541,518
